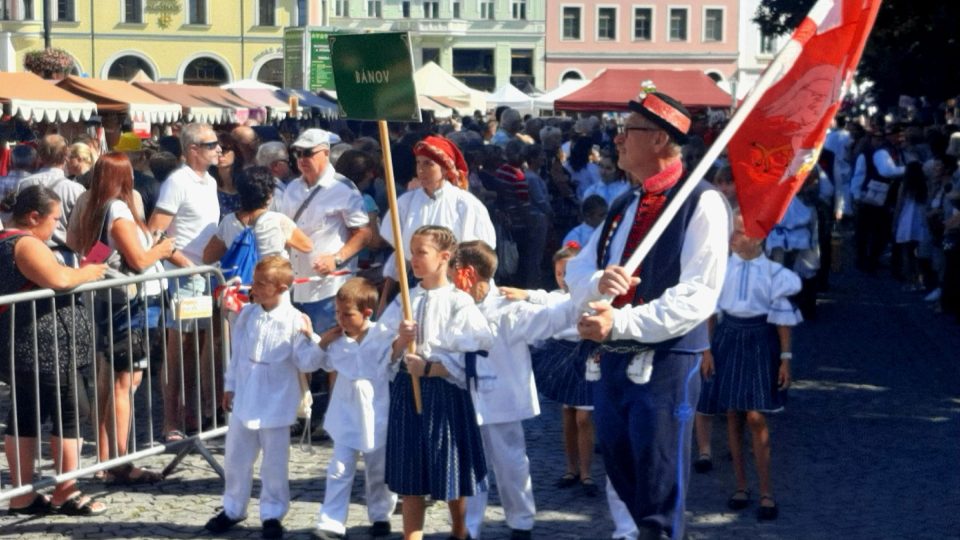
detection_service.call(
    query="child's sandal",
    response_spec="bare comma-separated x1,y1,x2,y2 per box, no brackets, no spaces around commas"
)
727,489,751,510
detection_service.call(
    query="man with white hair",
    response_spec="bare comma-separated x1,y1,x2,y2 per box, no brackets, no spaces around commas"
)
278,128,371,334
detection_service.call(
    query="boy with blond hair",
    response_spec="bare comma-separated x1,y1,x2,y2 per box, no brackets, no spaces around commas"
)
205,256,323,539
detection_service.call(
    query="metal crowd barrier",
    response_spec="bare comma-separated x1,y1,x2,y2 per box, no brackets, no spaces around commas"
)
0,266,231,503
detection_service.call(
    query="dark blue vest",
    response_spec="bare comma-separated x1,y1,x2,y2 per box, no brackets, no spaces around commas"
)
595,179,715,353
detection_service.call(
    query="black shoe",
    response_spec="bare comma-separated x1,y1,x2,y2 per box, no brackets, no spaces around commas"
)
205,510,243,533
262,519,284,539
580,477,599,497
312,529,344,540
727,489,751,511
554,472,579,488
370,520,391,537
510,529,533,540
693,453,713,474
757,495,779,521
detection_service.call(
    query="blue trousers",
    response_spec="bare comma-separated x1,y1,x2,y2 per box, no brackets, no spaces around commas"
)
593,350,701,539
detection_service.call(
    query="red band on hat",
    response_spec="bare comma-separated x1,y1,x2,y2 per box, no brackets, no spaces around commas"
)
643,94,691,135
413,136,469,189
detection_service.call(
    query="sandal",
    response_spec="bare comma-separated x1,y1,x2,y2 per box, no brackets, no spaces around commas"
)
104,464,164,485
693,453,713,473
727,489,751,510
53,492,107,516
163,430,186,443
554,472,579,489
580,477,599,497
757,494,779,521
8,494,52,516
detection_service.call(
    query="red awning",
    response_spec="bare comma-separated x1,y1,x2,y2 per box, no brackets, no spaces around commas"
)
554,69,732,112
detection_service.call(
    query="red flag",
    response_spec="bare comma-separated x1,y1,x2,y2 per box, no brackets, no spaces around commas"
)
727,0,881,238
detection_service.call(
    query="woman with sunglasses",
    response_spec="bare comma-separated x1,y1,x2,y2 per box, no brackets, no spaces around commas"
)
211,132,245,220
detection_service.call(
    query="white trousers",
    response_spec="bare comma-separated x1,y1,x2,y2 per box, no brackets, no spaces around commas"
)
222,418,291,522
607,477,638,540
466,421,536,538
317,442,397,535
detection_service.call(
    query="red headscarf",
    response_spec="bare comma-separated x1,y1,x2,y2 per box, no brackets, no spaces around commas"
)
413,135,469,190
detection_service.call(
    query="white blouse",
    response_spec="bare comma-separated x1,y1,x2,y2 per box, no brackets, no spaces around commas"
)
224,300,323,430
377,283,494,388
717,253,803,326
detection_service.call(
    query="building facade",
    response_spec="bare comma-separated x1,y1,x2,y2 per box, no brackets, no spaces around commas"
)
0,0,306,85
312,0,545,92
735,0,780,99
544,0,740,91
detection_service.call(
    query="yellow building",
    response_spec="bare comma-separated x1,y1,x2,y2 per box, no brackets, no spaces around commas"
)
0,0,307,85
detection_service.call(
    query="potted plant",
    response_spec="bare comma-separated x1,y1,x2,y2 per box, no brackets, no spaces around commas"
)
23,48,75,79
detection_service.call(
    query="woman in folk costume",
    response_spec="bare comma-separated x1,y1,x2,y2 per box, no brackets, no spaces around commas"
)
377,135,496,314
698,212,801,521
379,225,495,540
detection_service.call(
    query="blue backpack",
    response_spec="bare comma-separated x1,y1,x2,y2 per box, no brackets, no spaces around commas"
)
220,214,262,284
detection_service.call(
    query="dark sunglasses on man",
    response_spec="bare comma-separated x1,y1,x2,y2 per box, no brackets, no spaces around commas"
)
293,147,323,159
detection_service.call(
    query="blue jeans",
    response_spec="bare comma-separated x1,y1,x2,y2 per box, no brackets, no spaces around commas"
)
295,296,337,335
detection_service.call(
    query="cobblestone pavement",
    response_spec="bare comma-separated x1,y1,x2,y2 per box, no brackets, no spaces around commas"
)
2,245,959,539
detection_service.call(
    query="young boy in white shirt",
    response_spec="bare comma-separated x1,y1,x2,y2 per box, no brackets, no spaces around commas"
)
313,278,397,540
205,255,323,540
451,241,579,540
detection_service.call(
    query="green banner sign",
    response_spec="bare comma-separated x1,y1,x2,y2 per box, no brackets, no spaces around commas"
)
329,32,421,122
283,28,304,89
309,31,334,91
284,28,336,91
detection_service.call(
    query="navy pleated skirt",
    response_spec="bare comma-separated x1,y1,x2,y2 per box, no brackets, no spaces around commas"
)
698,314,787,414
385,371,487,500
530,338,596,407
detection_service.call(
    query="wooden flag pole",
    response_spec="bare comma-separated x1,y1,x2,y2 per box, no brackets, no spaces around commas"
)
378,120,422,414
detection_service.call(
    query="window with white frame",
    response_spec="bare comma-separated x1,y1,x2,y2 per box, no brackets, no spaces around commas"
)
424,1,439,18
480,0,494,20
367,0,382,17
56,0,74,21
597,6,617,41
669,7,688,41
512,0,526,20
760,32,779,54
1,0,36,20
451,0,460,18
258,0,276,26
123,0,143,23
704,8,723,42
633,7,652,41
187,0,206,24
296,0,306,25
562,6,581,40
334,0,348,17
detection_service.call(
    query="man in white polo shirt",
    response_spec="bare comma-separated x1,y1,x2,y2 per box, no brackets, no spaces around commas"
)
148,122,221,441
279,128,371,333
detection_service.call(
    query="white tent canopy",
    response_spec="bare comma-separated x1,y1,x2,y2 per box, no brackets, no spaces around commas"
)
487,83,534,111
534,79,591,111
413,61,487,114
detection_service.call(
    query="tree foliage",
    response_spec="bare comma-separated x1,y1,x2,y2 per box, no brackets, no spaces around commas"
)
754,1,960,109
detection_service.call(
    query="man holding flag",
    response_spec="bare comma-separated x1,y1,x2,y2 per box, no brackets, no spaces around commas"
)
566,89,730,540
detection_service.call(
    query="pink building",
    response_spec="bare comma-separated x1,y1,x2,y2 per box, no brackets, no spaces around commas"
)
545,1,740,91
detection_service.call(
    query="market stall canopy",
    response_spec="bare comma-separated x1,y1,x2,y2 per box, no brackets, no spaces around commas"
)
534,79,591,111
57,75,181,123
413,62,486,113
487,83,534,110
0,72,97,122
285,89,338,119
188,84,264,124
417,95,454,119
221,79,300,121
134,81,228,124
554,69,731,112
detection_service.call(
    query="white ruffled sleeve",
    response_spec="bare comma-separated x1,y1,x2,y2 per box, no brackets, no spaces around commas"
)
767,264,803,326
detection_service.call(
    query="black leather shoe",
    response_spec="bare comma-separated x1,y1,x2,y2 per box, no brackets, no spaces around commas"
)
262,518,284,539
510,529,533,540
370,520,391,537
205,510,243,533
757,495,779,521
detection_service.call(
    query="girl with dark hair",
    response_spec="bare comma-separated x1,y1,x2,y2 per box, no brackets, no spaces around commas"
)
2,185,108,515
563,137,602,201
66,152,175,485
203,166,312,265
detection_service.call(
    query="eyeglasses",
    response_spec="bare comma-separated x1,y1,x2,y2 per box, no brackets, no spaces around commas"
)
619,125,660,135
194,140,220,150
293,148,322,159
